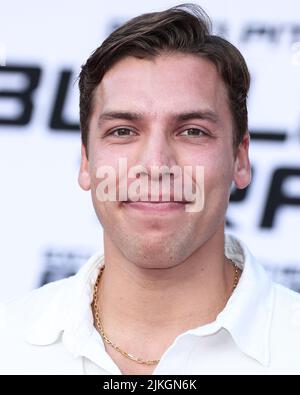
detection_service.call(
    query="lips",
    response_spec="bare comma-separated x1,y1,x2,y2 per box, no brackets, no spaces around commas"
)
128,201,186,203
123,200,187,213
125,195,189,203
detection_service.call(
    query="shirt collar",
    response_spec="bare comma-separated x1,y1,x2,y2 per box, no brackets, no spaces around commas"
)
25,251,105,355
221,235,274,366
181,234,274,366
25,234,274,367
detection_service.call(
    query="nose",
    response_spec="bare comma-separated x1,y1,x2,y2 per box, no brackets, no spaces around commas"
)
138,129,177,180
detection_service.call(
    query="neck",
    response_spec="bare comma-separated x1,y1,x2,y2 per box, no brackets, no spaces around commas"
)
95,227,236,348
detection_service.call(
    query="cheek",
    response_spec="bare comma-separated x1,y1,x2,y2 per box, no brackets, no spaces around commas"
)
186,148,232,179
89,139,138,171
89,147,135,207
203,152,234,205
89,147,119,186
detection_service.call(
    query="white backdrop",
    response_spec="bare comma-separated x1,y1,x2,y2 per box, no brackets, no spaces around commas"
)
1,0,300,301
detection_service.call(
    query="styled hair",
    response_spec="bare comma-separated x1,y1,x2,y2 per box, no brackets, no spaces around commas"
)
79,3,250,153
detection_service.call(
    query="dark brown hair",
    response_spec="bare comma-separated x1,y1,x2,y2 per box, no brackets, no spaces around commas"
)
79,3,250,153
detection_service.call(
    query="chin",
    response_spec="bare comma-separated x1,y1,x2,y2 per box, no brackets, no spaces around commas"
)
131,255,181,270
121,235,188,269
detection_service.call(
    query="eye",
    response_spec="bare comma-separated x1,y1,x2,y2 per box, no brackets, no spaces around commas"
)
179,128,207,137
108,128,137,137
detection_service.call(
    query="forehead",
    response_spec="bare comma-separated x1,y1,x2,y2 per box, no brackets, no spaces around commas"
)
93,53,229,118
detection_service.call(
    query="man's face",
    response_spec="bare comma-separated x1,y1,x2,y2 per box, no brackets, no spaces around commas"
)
79,53,250,269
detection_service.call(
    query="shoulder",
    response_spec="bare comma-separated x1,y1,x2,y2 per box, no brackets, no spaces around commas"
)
271,283,300,328
0,252,103,374
1,250,103,329
0,277,74,374
1,276,72,328
269,282,300,369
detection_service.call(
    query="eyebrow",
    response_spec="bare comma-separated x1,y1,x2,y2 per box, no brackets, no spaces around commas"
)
97,110,219,126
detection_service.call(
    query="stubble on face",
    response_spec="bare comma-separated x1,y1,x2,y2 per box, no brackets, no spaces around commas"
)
87,53,235,270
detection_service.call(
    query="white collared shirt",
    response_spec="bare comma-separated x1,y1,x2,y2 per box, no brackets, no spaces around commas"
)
1,234,300,375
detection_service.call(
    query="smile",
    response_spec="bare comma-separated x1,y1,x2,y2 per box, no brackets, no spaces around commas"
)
123,201,187,212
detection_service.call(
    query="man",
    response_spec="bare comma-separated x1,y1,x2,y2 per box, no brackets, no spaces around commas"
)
1,4,300,375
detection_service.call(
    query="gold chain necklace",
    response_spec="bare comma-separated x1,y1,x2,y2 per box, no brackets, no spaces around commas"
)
92,259,240,366
92,266,159,366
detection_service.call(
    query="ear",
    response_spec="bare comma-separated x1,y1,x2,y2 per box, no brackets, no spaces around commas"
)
233,132,252,189
78,144,91,191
